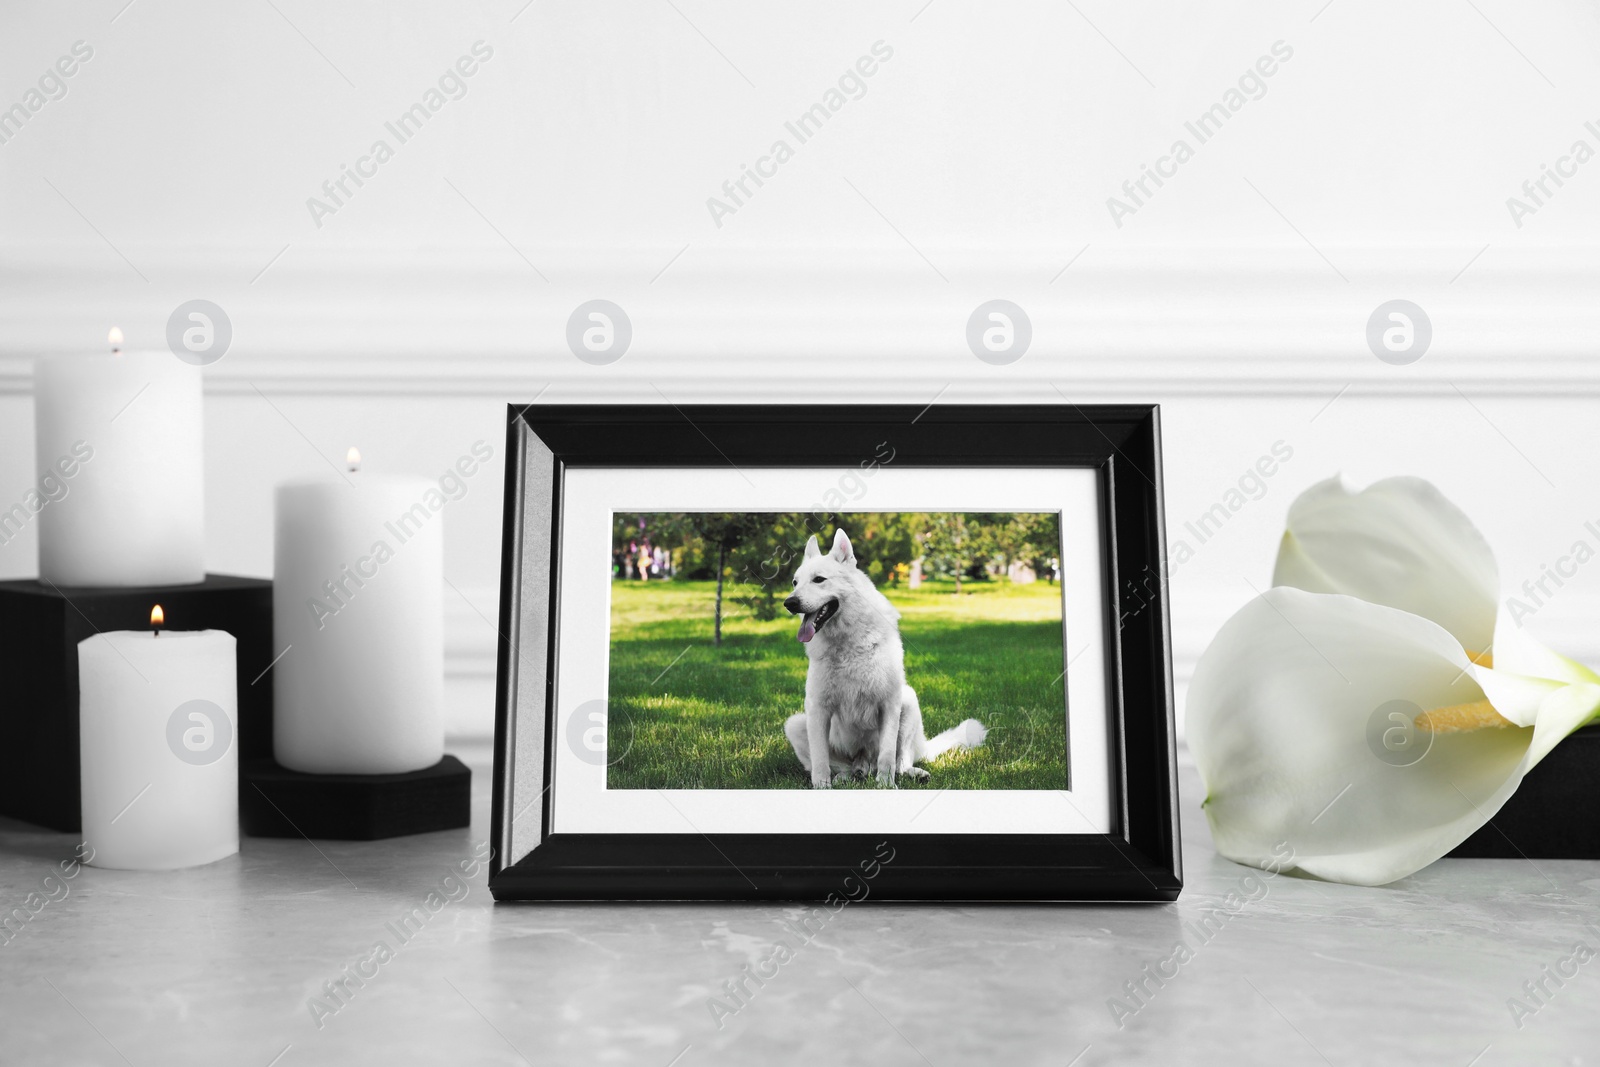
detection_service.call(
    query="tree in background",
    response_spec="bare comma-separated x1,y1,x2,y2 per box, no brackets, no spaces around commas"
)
917,512,982,593
723,513,816,622
683,513,769,646
826,511,922,586
724,512,923,618
1018,512,1063,583
974,512,1061,582
612,512,1065,634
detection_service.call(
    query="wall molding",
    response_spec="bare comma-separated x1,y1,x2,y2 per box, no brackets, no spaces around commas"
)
3,244,1599,398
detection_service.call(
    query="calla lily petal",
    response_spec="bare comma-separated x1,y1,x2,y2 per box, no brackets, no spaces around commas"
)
1491,616,1600,687
1472,666,1563,728
1472,624,1600,728
1525,682,1600,767
1273,475,1498,655
1190,588,1531,886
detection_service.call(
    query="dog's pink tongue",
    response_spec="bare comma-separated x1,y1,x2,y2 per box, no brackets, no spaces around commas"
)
797,613,817,643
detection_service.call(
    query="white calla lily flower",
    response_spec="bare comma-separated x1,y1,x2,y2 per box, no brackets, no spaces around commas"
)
1273,475,1499,654
1190,475,1600,886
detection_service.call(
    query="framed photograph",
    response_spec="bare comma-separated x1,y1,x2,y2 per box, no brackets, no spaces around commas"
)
488,404,1180,902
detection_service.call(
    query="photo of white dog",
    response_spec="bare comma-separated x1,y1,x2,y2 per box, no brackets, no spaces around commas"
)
783,529,987,788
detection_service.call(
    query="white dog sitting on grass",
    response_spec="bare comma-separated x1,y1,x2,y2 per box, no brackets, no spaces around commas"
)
782,529,986,788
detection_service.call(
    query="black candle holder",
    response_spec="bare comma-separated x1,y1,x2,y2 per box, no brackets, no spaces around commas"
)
241,756,471,840
0,573,470,840
0,574,274,832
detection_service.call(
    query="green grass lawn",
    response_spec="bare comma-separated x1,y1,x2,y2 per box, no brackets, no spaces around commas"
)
606,577,1069,790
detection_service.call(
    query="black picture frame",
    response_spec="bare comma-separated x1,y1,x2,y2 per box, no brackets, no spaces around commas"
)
488,404,1180,902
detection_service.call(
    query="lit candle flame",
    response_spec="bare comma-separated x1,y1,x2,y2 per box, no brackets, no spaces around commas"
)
108,326,124,355
346,447,361,472
150,604,164,627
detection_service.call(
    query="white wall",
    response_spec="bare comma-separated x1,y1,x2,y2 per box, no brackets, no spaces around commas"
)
3,0,1599,740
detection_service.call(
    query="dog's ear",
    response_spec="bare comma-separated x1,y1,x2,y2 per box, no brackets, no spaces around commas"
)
830,528,855,564
803,535,821,560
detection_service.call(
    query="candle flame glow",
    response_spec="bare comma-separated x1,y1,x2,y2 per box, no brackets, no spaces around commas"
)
108,326,124,354
150,604,164,627
346,447,361,472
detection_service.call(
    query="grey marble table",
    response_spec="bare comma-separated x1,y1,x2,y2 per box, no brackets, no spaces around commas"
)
1,744,1596,1066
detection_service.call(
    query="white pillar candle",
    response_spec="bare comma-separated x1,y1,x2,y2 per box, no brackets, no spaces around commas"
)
34,336,205,586
78,616,238,870
273,457,444,774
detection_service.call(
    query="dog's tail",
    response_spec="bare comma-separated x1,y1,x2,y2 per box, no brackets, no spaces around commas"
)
921,718,987,762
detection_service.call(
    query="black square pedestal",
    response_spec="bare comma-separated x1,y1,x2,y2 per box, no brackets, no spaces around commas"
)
0,574,274,832
1451,724,1600,859
241,756,471,840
